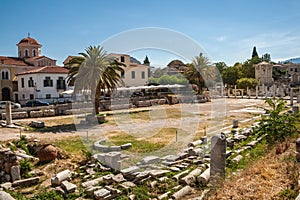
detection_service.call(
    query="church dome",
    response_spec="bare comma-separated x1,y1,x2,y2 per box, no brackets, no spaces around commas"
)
18,37,40,45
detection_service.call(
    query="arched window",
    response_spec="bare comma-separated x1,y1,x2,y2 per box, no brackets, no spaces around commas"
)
33,49,36,57
24,49,29,57
1,69,10,80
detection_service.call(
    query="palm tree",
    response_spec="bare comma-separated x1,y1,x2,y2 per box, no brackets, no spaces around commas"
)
184,53,215,93
66,45,124,114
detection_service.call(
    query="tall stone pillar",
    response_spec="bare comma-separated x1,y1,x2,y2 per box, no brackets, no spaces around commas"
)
290,89,294,106
6,101,12,126
255,85,258,99
234,85,237,98
210,133,226,188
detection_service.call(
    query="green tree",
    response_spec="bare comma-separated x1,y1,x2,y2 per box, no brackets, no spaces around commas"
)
236,78,258,89
262,53,271,62
184,53,214,93
215,62,227,74
222,63,242,86
66,46,124,114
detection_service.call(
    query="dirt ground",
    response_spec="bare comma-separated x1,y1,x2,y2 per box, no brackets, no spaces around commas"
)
1,98,298,199
0,98,265,143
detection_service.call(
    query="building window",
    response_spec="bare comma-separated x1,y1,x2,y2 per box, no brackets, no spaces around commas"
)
28,77,34,87
25,49,29,57
21,78,24,88
44,77,53,87
22,94,25,99
56,77,66,89
45,94,51,99
291,68,293,71
33,49,36,57
1,69,9,80
131,71,135,79
121,71,125,79
141,71,145,79
121,56,125,62
19,51,21,57
296,68,298,72
30,94,34,100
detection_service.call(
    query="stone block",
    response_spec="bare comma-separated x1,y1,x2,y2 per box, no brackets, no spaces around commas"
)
82,177,103,188
30,121,45,128
161,154,180,162
12,176,40,187
43,109,55,117
232,155,243,163
112,174,125,183
172,185,192,200
0,191,15,200
29,111,43,118
2,112,28,120
10,166,21,182
104,152,121,171
51,170,72,186
0,182,12,190
119,181,136,190
120,143,132,150
140,156,160,165
102,174,114,185
94,188,111,200
61,180,77,193
121,166,140,175
86,186,102,197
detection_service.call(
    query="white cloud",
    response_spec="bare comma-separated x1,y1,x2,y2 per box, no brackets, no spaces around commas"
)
216,36,226,42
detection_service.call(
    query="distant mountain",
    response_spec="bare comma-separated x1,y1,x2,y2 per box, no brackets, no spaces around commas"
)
283,57,300,64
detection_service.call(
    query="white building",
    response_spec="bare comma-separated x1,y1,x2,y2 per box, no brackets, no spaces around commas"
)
64,53,149,87
16,66,70,105
109,53,149,87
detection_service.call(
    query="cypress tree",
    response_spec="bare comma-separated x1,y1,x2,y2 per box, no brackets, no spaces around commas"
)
252,46,258,58
143,56,150,66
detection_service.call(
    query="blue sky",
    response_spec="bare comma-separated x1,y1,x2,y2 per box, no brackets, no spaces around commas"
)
1,0,300,67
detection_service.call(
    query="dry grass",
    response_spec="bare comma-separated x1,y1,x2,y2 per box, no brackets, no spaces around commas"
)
205,139,300,200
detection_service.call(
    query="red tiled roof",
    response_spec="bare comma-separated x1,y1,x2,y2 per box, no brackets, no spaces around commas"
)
25,56,56,61
0,56,29,66
16,66,69,75
17,37,40,45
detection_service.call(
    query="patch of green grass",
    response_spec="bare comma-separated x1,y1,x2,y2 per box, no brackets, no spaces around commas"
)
227,139,268,173
54,137,87,156
109,134,164,153
132,186,151,200
276,188,298,200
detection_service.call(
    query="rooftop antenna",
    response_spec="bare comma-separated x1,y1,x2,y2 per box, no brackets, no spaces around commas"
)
28,32,30,38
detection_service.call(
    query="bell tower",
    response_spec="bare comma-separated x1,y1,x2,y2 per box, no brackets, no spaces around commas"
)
16,34,42,58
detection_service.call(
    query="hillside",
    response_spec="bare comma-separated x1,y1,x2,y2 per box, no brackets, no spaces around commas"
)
283,57,300,64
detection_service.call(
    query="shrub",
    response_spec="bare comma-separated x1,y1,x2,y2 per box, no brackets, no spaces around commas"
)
19,159,32,178
16,135,29,154
257,98,299,143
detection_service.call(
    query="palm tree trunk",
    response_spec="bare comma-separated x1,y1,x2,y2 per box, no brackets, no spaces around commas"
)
198,76,203,94
94,83,101,115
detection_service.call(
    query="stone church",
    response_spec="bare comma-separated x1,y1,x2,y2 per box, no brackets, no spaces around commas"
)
0,35,56,102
